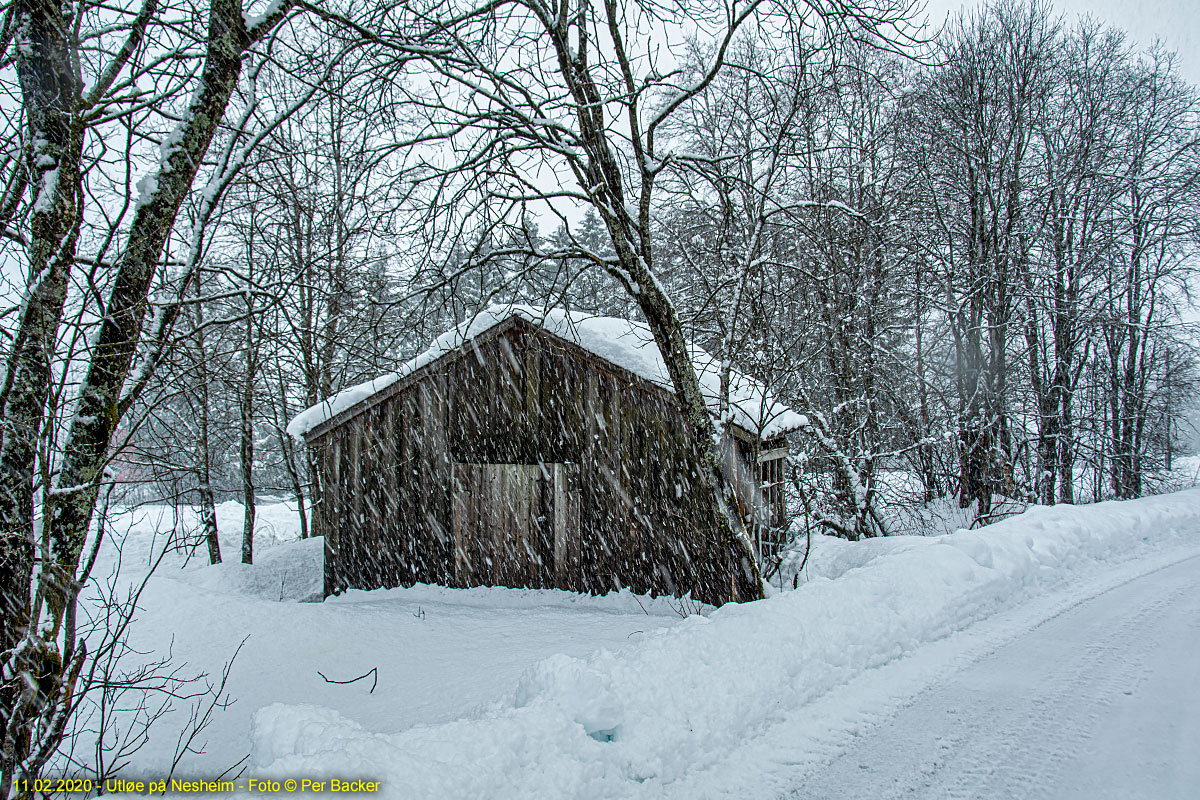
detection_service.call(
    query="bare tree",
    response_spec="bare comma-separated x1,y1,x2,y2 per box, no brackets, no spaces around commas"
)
0,0,367,786
1100,46,1200,498
359,0,918,601
908,0,1057,521
1018,21,1131,504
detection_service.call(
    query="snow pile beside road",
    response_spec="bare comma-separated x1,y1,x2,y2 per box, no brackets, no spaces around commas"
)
251,490,1200,799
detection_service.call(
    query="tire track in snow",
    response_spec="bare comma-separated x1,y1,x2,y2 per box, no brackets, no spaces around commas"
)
794,553,1200,800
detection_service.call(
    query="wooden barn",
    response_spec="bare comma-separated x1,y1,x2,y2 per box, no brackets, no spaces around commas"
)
288,306,806,605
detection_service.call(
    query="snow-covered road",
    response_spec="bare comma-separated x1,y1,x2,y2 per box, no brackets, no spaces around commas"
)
795,553,1200,800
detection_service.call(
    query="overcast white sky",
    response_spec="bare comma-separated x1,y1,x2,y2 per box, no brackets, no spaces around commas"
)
918,0,1200,86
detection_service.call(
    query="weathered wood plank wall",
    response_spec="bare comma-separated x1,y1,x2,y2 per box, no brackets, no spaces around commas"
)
310,317,750,603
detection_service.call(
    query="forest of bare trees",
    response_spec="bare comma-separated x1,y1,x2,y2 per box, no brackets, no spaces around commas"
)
1,0,1198,787
120,0,1200,548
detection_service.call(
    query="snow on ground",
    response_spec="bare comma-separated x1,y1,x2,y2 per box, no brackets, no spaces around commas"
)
88,489,1200,797
83,502,682,775
1162,454,1200,491
246,490,1200,798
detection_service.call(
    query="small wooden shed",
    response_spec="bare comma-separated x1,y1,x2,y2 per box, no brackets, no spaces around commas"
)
289,306,805,605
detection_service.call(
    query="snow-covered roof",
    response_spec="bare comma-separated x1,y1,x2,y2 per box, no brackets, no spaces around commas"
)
287,305,808,441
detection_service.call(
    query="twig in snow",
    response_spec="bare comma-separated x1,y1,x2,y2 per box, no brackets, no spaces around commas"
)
317,667,378,694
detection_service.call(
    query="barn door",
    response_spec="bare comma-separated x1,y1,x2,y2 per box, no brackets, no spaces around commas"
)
452,463,578,589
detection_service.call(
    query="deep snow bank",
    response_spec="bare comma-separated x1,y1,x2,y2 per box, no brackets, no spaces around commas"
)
251,490,1200,799
169,536,324,601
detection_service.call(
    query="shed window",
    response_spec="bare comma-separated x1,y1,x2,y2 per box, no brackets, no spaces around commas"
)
757,454,787,561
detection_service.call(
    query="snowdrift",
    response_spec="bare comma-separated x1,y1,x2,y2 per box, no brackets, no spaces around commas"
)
169,536,324,602
250,490,1200,799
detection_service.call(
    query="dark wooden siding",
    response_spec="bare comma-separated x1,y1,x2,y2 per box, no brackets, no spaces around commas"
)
451,462,579,588
310,317,756,603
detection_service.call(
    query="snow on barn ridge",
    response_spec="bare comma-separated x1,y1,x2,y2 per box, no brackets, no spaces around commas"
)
287,305,808,441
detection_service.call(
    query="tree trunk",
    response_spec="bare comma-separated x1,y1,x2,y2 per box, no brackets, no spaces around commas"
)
1057,390,1076,504
956,301,995,520
0,2,84,788
46,0,273,624
199,483,222,565
193,271,221,564
241,344,256,564
240,225,259,565
631,279,761,604
913,264,938,503
0,0,83,657
277,420,310,540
